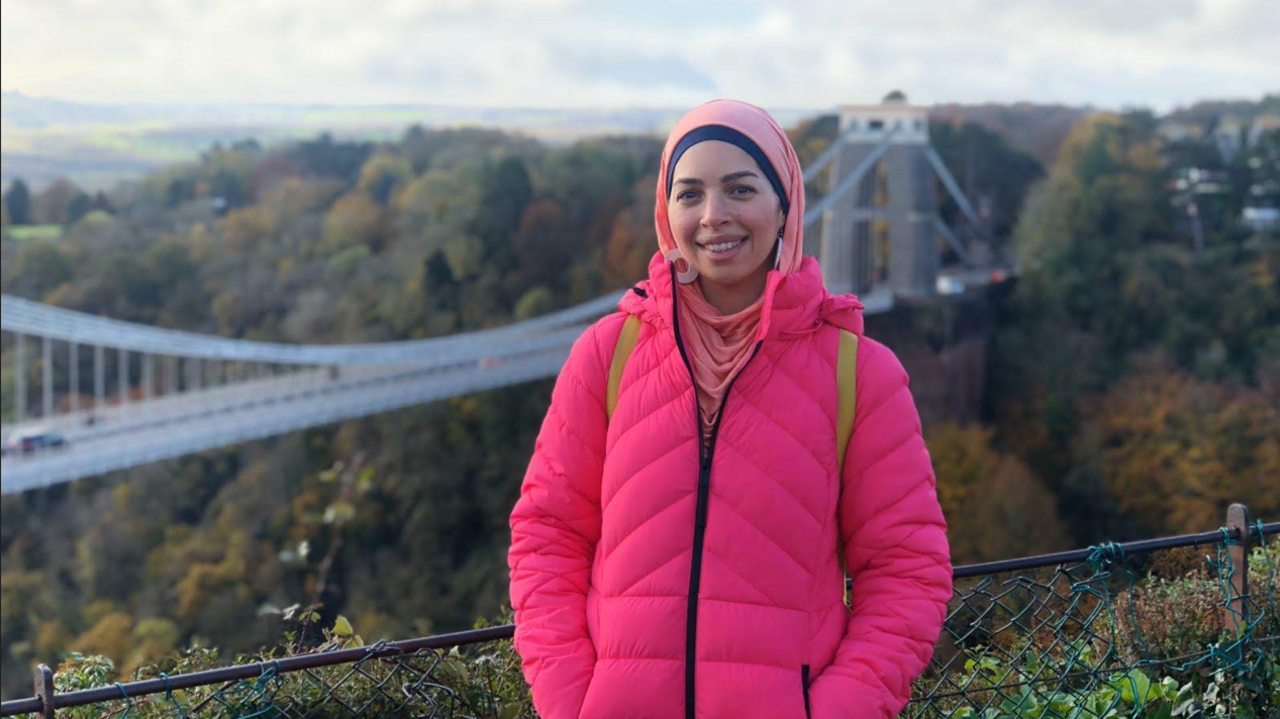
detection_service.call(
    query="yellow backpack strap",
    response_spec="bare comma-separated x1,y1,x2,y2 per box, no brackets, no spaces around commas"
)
836,329,859,474
607,315,642,420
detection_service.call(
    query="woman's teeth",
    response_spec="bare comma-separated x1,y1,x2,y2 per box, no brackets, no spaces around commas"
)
705,238,745,252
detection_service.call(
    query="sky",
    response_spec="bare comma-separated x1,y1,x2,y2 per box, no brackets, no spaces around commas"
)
1,0,1276,112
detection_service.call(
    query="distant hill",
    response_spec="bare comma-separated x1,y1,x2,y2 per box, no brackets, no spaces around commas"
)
930,102,1090,168
1,91,692,132
1163,94,1280,127
2,92,829,189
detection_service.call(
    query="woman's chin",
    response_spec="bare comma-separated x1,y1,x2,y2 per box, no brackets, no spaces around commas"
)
695,262,770,296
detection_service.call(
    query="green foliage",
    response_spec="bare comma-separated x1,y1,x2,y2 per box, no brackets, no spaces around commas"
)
5,239,71,297
356,152,413,205
994,108,1279,543
40,612,536,719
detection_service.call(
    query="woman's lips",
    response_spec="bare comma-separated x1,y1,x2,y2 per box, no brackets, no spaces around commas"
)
699,236,747,261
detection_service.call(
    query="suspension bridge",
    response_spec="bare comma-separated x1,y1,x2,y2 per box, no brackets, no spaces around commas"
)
1,95,1006,494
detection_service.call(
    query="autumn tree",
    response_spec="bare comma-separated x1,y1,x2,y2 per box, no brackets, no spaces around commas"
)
927,423,1070,563
1085,367,1280,538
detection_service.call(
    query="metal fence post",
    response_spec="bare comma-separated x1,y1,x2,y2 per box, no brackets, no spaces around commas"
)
34,663,55,719
1226,503,1250,635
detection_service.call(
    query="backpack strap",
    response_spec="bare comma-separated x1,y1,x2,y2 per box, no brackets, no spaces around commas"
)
835,329,859,600
836,329,859,474
607,315,642,420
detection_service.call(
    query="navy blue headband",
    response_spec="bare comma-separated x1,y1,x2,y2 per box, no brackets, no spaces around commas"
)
666,125,790,216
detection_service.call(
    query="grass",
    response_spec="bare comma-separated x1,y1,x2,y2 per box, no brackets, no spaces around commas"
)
6,224,62,242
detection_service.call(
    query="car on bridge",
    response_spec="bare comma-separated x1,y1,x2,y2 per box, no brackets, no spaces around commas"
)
2,427,68,456
935,275,966,295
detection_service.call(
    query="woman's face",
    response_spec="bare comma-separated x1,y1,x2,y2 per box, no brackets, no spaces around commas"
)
667,140,786,302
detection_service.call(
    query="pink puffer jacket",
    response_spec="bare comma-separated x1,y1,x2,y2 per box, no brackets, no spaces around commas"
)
509,251,952,719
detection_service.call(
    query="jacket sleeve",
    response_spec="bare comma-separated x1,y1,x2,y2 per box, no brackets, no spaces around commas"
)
808,337,953,719
508,316,620,719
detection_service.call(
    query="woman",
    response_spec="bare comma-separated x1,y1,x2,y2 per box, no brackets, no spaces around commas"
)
508,99,952,719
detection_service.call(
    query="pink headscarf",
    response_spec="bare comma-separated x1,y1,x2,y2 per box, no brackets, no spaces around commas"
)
654,99,807,444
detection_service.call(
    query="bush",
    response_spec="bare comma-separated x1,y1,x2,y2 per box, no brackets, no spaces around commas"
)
44,611,535,719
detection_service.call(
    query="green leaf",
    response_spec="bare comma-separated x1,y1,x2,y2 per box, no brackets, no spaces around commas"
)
1113,668,1152,705
442,659,469,682
323,500,356,525
332,615,353,637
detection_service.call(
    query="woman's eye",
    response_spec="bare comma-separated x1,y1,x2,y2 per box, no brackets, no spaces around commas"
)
731,185,756,196
677,190,700,201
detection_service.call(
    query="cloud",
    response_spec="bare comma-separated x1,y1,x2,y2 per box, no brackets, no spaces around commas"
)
557,50,717,93
1,0,1276,111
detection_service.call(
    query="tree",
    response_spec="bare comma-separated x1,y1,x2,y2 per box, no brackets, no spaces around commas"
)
602,205,655,288
927,423,1070,562
1087,368,1280,538
470,156,532,268
322,192,384,254
7,241,72,299
287,133,373,181
66,192,94,225
3,179,32,225
994,112,1177,492
512,197,570,291
35,178,85,225
356,153,413,206
90,190,114,214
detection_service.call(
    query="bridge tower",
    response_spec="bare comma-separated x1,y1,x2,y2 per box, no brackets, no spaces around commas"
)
820,92,938,297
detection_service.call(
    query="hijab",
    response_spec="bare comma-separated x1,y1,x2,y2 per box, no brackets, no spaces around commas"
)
654,99,807,445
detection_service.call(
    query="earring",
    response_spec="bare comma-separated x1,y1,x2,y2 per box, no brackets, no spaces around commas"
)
773,228,784,269
665,247,699,284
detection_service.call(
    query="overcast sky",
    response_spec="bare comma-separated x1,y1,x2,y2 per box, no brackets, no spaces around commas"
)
2,0,1275,112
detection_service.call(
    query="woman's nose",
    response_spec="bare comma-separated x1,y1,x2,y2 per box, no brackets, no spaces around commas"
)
700,193,732,228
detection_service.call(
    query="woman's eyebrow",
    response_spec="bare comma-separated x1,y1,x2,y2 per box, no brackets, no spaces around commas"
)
673,170,760,186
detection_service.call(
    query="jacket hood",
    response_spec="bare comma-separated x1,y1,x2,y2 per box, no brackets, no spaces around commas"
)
619,250,865,341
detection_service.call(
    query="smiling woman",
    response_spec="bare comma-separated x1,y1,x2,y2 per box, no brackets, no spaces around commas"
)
666,140,786,314
509,99,952,719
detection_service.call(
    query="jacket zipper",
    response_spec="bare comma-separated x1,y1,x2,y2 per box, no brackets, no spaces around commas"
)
670,263,764,719
801,664,812,719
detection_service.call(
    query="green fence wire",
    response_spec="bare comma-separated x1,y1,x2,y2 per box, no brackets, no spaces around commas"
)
905,518,1278,719
4,518,1276,719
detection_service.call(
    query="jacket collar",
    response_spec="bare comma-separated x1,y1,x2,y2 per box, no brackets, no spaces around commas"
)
619,250,865,341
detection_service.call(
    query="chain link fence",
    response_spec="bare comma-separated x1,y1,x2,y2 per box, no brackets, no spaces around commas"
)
3,509,1276,718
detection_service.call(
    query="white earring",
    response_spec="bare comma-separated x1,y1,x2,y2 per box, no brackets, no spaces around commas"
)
773,228,784,269
665,247,699,284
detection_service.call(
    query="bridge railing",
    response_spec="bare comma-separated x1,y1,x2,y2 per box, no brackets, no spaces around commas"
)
3,508,1276,718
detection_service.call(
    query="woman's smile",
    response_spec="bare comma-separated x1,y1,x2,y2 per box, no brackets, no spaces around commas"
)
699,234,748,260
